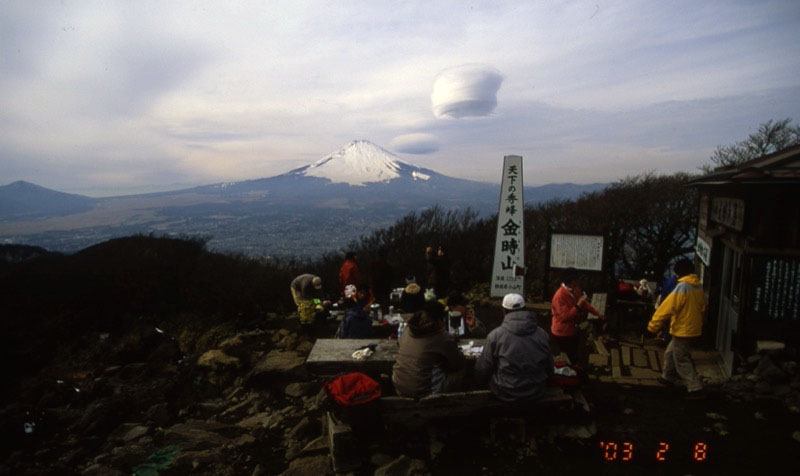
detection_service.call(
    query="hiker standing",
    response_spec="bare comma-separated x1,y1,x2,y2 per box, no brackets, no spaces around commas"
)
338,252,362,294
550,268,604,365
425,245,451,298
647,259,706,398
369,248,393,306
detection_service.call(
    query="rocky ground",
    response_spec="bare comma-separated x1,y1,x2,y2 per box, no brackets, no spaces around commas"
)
2,313,800,475
2,319,328,476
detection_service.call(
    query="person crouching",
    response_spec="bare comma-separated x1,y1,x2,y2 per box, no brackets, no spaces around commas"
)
475,293,554,402
392,301,466,398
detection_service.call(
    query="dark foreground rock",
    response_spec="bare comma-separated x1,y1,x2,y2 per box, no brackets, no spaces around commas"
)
5,315,800,475
0,323,323,476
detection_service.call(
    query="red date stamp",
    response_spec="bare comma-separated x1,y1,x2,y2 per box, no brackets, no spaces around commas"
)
600,441,708,462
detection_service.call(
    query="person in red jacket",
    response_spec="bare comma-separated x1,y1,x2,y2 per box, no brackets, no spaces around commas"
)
338,252,362,294
550,268,604,364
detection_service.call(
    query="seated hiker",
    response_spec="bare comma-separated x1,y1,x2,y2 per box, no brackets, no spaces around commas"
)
392,301,466,398
475,293,554,402
337,287,373,339
447,292,487,338
399,279,426,313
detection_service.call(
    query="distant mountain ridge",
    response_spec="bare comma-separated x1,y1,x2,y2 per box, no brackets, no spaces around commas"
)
0,141,608,256
0,180,97,219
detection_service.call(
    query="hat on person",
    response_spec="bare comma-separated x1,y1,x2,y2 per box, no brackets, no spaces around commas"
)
502,293,525,310
312,276,322,289
405,275,417,284
404,282,421,295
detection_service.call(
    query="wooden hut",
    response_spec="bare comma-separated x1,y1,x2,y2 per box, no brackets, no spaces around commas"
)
690,145,800,376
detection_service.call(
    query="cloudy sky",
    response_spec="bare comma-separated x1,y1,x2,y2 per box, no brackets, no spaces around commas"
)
2,0,799,196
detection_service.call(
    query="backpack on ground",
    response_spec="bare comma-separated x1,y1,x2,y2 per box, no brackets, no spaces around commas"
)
322,372,382,435
324,372,382,407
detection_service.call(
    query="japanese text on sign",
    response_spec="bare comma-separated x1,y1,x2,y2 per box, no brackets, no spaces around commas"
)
696,236,711,267
549,234,604,271
752,257,800,322
710,197,744,231
491,156,525,297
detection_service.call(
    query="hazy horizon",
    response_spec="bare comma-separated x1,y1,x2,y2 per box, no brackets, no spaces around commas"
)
3,140,613,198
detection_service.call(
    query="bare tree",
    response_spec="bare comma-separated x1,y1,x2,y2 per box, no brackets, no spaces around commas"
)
521,172,698,294
703,118,800,173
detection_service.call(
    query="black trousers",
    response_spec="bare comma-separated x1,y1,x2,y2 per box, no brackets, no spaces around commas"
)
552,334,579,365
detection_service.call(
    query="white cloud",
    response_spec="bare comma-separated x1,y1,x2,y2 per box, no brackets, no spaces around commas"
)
1,1,799,192
431,64,504,119
389,133,439,154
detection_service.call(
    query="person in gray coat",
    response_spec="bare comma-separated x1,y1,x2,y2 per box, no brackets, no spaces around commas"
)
475,293,554,402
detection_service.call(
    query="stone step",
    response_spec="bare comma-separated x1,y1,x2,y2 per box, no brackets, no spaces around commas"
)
621,346,631,366
648,349,660,372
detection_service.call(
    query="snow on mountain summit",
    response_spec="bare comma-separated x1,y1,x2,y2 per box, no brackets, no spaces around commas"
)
299,140,423,186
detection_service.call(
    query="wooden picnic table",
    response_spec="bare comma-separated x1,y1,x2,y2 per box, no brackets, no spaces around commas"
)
306,338,486,375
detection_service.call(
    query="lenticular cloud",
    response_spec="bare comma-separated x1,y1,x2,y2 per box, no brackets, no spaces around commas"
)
389,133,439,154
431,64,503,119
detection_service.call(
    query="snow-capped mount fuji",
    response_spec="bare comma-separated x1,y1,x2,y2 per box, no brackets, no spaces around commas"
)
285,140,432,186
192,139,496,209
1,140,608,257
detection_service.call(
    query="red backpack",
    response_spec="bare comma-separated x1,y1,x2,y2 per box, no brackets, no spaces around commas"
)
324,372,382,407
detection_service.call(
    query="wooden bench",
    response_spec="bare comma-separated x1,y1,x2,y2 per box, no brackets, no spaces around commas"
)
326,386,585,471
379,387,576,426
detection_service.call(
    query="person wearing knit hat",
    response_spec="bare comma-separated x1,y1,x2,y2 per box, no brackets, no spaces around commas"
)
474,293,553,402
399,282,425,313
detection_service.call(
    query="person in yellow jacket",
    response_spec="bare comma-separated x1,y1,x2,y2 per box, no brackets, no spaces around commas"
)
646,259,705,397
